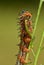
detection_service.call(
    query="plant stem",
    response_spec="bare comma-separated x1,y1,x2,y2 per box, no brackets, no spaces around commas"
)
33,32,44,65
31,49,35,57
25,20,32,37
32,0,43,38
25,0,43,61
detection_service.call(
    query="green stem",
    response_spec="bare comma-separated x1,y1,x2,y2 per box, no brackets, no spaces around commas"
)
25,0,43,61
32,0,43,37
25,20,32,37
33,32,44,65
31,49,35,57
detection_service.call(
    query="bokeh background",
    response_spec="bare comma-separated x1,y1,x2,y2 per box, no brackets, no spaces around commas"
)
0,0,44,65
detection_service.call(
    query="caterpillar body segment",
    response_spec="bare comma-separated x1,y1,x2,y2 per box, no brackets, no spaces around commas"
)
16,10,33,65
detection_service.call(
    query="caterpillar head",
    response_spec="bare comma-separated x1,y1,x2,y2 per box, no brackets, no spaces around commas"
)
19,10,32,21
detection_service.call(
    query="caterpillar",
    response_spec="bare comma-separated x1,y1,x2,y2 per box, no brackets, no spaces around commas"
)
16,10,33,65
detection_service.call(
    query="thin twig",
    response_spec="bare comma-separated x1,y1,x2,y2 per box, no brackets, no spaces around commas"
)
31,49,35,57
33,32,44,65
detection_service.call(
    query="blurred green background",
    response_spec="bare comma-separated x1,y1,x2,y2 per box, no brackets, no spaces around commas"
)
0,0,44,65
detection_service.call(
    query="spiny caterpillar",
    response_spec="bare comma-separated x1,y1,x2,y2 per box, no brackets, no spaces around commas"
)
16,10,33,65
